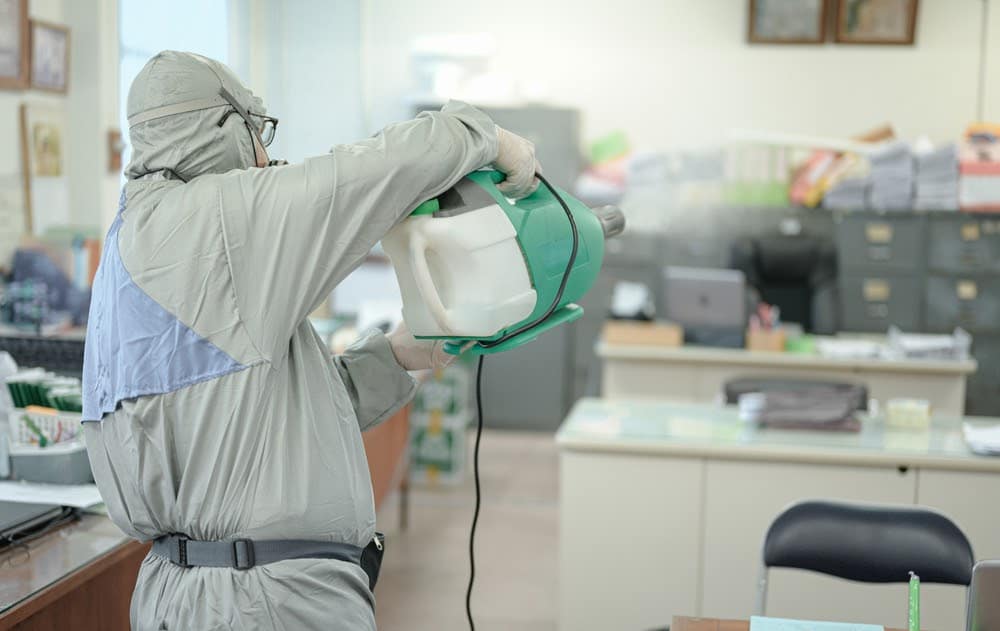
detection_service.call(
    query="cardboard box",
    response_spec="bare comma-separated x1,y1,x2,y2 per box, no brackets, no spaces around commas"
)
602,320,683,347
746,328,787,352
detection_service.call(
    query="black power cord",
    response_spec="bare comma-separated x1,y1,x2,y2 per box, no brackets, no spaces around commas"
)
465,173,580,630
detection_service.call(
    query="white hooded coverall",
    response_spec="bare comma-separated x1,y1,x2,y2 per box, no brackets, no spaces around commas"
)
82,51,498,630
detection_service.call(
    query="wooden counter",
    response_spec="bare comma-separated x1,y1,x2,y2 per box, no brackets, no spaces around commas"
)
0,514,148,630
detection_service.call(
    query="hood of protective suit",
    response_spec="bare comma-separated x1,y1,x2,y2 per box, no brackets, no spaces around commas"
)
125,50,264,181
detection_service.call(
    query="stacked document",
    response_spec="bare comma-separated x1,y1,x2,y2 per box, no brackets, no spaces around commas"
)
886,326,971,361
816,338,884,360
914,143,959,210
867,141,914,211
739,391,860,432
963,423,1000,456
823,176,870,210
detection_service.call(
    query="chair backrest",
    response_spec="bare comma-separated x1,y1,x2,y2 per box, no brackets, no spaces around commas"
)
764,500,974,586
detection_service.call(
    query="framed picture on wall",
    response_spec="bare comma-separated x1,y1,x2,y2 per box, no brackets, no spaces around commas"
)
30,20,70,93
835,0,919,45
19,103,71,234
748,0,829,44
0,0,29,89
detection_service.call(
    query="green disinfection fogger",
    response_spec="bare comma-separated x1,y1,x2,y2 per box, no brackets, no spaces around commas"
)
382,169,624,631
382,169,624,354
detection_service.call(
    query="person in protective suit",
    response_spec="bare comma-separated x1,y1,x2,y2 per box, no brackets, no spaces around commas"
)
81,50,541,630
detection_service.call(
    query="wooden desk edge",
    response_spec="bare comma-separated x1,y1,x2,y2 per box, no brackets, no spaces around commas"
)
1,538,150,627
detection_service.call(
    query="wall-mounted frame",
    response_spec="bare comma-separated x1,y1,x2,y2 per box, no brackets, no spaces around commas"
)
30,19,70,93
0,0,29,89
20,103,70,235
835,0,919,45
748,0,829,44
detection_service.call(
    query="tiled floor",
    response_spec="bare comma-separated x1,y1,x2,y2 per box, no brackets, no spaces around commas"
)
374,429,558,631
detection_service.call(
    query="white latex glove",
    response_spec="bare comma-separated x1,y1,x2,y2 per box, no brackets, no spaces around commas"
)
492,126,541,199
387,322,462,371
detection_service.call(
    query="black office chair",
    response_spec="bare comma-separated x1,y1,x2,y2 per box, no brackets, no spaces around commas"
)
729,234,838,335
756,500,974,615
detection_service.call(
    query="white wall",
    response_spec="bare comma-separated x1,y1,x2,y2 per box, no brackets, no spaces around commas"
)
65,0,119,231
0,0,64,219
363,0,991,150
247,0,365,162
0,0,119,239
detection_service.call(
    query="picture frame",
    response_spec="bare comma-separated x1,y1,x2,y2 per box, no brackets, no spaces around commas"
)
20,103,70,235
30,20,69,93
835,0,919,45
0,0,29,89
748,0,829,45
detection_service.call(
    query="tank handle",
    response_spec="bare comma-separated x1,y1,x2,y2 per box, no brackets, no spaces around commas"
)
408,229,457,334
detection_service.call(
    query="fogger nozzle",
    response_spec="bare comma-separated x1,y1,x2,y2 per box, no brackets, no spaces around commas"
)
593,206,625,238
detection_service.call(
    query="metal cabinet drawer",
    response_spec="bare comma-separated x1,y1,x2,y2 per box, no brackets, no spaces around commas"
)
925,276,1000,333
966,335,1000,415
927,216,1000,273
837,214,925,273
839,275,922,332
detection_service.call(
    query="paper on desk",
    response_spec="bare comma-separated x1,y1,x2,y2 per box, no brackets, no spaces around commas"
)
0,480,104,508
963,423,1000,456
750,616,883,631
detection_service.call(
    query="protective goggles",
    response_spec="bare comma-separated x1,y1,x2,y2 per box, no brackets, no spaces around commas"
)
127,87,278,147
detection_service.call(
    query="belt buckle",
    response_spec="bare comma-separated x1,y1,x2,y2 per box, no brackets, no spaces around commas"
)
232,539,255,570
173,535,190,568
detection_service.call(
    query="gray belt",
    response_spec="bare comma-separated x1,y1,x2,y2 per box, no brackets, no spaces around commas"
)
151,533,385,589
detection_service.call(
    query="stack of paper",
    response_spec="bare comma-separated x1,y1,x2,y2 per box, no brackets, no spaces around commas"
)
914,143,959,210
886,326,971,361
867,141,914,211
963,423,1000,456
816,338,885,359
823,176,870,210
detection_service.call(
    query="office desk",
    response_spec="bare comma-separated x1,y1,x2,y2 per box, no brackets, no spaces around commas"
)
598,341,977,415
0,513,148,630
556,399,1000,631
672,618,904,631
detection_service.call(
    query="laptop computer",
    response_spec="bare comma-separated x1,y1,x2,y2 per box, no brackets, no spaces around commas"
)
968,560,1000,631
661,266,746,347
0,501,66,543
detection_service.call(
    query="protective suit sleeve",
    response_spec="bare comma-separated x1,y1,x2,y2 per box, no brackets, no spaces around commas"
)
221,101,498,361
334,329,417,431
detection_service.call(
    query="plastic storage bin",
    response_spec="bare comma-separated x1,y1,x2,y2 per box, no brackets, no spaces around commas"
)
8,407,92,484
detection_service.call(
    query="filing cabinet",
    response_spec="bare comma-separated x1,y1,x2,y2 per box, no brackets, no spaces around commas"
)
927,216,1000,274
966,336,1000,415
836,214,926,274
925,275,1000,334
838,274,922,332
